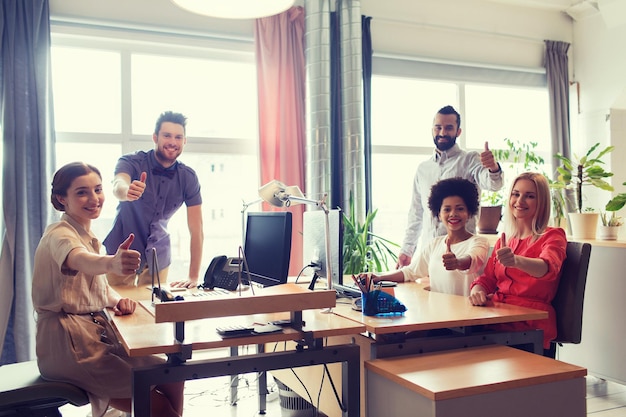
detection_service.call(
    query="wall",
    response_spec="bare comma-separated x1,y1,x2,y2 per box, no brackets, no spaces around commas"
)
362,0,572,71
571,12,626,236
50,0,573,72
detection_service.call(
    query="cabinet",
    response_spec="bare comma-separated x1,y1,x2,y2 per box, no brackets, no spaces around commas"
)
558,240,626,384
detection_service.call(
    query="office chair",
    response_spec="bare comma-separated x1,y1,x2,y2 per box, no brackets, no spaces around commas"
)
0,360,89,417
550,241,592,355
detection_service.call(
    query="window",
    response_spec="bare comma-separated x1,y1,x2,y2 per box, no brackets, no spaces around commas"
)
370,64,552,251
130,54,258,139
51,29,259,278
464,84,550,152
52,47,122,133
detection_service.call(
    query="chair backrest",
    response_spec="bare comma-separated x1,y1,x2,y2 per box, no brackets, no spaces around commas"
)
552,241,592,344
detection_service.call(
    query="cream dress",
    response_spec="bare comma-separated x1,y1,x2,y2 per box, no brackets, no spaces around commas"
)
32,214,163,417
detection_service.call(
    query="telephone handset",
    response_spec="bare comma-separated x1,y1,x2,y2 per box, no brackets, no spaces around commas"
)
202,255,246,291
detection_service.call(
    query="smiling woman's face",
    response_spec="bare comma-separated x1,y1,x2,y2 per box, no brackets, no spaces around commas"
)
509,178,538,222
439,195,469,232
56,172,104,227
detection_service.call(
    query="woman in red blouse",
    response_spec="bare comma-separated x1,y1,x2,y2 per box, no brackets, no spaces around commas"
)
469,172,567,355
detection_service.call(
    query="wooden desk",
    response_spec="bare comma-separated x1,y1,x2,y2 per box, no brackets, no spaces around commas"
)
110,284,365,417
272,281,549,417
332,280,549,356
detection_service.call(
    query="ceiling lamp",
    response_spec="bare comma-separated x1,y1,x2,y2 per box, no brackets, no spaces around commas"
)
170,0,295,19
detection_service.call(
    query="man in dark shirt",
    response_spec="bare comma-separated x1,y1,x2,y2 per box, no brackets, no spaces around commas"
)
104,111,203,288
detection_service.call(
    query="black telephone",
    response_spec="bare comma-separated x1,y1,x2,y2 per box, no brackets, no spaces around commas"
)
201,255,247,291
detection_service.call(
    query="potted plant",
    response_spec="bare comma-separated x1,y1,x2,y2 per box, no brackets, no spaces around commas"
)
600,181,626,240
342,194,399,274
598,211,623,240
552,142,614,239
478,191,503,234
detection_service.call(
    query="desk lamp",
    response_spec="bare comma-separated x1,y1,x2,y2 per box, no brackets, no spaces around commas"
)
258,180,334,291
241,198,262,249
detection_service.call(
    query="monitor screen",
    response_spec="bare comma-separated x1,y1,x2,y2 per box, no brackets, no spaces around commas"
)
302,209,343,289
243,211,292,287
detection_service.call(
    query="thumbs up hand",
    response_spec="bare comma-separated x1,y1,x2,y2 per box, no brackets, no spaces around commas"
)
127,172,147,201
495,232,516,267
442,238,460,271
480,141,499,172
111,233,141,275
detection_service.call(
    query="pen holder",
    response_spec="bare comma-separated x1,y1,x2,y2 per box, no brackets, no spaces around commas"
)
361,290,407,316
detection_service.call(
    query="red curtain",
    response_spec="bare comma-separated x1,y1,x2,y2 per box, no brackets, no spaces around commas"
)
254,7,306,276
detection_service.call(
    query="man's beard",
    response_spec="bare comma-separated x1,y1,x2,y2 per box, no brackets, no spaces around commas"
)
433,135,457,151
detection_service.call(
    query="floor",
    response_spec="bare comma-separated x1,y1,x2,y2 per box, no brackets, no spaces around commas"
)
587,375,626,416
58,371,626,417
59,371,311,417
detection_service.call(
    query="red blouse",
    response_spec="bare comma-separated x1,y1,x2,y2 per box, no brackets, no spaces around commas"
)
471,227,567,348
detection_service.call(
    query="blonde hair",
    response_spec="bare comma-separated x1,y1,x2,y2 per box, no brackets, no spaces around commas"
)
503,172,551,239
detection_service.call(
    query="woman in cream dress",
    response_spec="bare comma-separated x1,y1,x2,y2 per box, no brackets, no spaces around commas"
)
32,162,184,417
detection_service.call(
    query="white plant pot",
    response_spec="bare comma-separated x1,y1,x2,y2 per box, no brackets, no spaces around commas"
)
568,212,599,240
597,225,621,240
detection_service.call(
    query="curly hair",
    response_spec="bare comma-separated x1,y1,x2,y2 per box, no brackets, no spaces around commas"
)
51,162,102,211
427,177,479,218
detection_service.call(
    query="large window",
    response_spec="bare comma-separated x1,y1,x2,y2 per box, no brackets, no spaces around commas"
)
50,27,554,273
51,30,260,278
370,69,552,250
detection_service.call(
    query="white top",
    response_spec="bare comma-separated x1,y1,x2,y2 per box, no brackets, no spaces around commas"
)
401,234,489,296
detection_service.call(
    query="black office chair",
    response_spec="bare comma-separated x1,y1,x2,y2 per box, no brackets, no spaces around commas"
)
0,360,89,417
550,241,592,355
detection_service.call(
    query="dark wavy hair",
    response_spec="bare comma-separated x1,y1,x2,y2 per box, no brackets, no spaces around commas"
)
51,162,102,212
427,177,479,218
154,111,187,136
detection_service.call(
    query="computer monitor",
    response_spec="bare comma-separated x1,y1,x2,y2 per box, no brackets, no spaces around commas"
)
302,209,346,292
243,211,292,287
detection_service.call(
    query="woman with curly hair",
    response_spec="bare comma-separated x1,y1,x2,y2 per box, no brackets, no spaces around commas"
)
371,177,489,296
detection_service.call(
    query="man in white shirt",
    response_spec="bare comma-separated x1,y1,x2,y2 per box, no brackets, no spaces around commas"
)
396,105,503,268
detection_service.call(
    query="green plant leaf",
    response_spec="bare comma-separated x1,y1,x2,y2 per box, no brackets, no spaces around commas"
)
552,142,615,213
342,195,399,274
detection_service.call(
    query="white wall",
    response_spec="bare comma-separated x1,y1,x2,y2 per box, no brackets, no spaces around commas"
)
363,0,572,71
50,0,573,72
571,12,626,220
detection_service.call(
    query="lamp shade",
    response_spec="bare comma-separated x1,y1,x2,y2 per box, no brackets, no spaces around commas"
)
258,180,305,207
170,0,295,19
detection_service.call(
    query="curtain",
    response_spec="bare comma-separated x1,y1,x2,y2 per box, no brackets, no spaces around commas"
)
545,40,572,172
254,7,306,276
330,11,342,209
362,16,372,216
0,0,56,364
